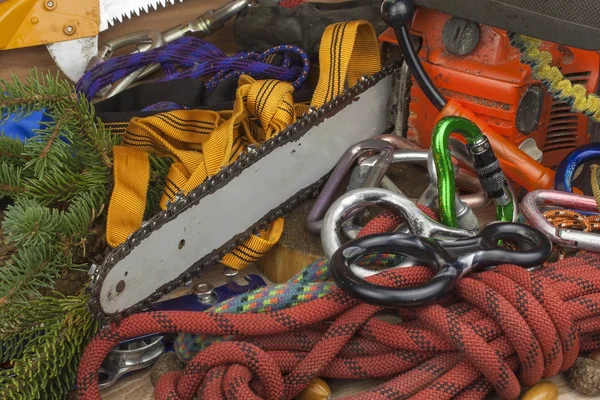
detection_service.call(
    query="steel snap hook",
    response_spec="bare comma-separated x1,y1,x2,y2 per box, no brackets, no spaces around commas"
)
305,139,395,235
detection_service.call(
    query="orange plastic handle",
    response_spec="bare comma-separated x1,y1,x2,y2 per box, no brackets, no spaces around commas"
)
436,99,555,192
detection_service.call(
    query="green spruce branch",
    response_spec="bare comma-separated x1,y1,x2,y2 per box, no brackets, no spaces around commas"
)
0,71,114,399
0,294,97,400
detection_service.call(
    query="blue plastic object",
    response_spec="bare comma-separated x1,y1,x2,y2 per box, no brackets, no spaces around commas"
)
0,109,52,142
555,143,600,193
151,274,266,312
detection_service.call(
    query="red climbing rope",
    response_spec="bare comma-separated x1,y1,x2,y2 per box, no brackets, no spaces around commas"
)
278,0,305,8
77,213,600,400
357,205,438,238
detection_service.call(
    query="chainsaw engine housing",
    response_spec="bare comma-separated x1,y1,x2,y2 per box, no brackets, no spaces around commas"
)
413,0,600,51
381,8,600,168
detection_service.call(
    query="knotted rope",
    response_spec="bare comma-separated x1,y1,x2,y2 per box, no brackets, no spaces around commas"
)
77,200,600,399
76,254,600,400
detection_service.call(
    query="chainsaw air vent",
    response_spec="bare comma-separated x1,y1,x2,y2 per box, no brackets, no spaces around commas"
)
542,71,591,152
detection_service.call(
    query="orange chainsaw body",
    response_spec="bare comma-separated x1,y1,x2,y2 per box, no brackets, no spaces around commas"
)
380,8,600,168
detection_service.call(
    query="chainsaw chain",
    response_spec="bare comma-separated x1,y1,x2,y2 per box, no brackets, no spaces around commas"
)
88,64,397,325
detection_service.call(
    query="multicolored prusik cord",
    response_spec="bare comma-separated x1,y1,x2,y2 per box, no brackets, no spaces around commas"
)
174,254,403,362
76,36,310,100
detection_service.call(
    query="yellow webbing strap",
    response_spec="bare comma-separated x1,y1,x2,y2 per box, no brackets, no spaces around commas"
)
311,21,381,108
106,20,381,269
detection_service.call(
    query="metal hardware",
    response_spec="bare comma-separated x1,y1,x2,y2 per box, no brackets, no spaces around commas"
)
329,222,552,307
192,283,217,305
349,135,487,233
86,31,166,99
521,190,600,251
358,135,488,209
98,335,164,389
223,266,238,282
417,149,479,231
152,274,266,311
97,271,265,387
43,0,186,82
305,139,395,235
321,187,475,260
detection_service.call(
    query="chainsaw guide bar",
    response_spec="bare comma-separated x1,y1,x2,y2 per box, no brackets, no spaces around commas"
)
88,65,396,324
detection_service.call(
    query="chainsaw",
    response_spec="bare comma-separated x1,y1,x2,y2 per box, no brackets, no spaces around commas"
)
0,0,250,82
380,5,600,170
88,0,600,325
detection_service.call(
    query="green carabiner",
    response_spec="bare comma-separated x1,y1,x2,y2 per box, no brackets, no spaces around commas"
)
431,116,514,227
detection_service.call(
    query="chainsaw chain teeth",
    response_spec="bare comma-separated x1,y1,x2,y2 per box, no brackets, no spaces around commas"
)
89,64,397,325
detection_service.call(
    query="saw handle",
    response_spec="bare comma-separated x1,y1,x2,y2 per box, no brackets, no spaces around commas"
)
436,100,555,192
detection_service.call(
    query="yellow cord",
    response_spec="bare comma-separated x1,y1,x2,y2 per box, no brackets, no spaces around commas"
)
509,33,600,122
591,164,600,210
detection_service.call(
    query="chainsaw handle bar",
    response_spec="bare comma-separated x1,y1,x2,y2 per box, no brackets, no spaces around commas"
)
381,0,556,192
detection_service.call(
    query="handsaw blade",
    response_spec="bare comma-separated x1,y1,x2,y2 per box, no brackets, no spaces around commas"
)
48,0,182,82
90,70,394,322
99,0,182,30
47,37,99,83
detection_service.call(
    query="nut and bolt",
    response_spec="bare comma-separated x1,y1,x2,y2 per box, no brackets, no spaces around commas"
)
223,266,238,282
64,25,76,35
192,283,217,305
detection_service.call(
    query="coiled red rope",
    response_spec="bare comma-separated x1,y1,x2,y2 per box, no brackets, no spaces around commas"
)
76,209,600,400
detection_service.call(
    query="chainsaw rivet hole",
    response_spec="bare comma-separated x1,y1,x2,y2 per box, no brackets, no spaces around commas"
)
178,239,186,250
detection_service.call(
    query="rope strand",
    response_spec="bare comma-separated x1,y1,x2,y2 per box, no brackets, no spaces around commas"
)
76,37,310,100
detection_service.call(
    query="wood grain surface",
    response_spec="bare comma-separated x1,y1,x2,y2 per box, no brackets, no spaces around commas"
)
1,0,590,398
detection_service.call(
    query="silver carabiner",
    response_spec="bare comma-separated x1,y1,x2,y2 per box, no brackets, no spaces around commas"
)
305,139,395,235
521,189,600,251
87,31,166,100
321,187,475,260
349,135,488,232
